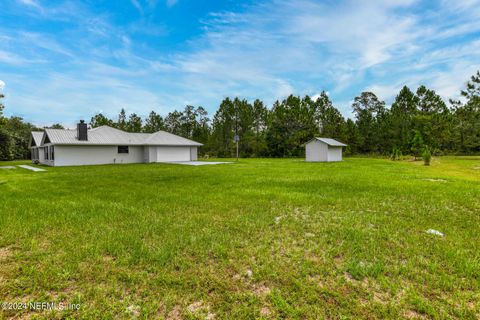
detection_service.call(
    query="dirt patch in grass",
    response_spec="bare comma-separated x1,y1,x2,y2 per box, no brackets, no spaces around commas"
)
421,178,448,182
373,291,390,305
187,301,204,313
126,305,141,318
253,283,271,297
0,246,16,284
166,305,182,319
404,309,428,319
260,306,271,317
344,272,355,282
334,254,344,264
0,246,13,262
102,255,117,263
187,301,215,319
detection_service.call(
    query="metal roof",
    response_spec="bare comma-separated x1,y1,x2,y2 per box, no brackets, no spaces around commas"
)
145,130,203,146
37,126,203,146
31,131,44,147
308,137,347,147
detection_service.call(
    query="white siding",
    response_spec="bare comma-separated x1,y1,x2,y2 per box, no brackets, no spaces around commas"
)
143,146,158,163
327,146,343,162
38,144,54,166
143,146,157,163
305,140,343,162
31,147,36,163
306,140,328,162
190,147,198,161
54,145,144,166
156,146,191,162
31,147,42,163
149,147,157,162
33,144,199,166
143,147,149,163
38,147,45,163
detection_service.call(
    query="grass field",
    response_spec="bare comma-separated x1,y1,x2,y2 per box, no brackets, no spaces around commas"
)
0,157,479,319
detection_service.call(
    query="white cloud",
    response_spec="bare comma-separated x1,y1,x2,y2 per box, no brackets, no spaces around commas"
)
365,84,402,102
130,0,143,14
0,50,28,65
0,80,5,90
17,0,42,10
165,0,426,105
166,0,178,8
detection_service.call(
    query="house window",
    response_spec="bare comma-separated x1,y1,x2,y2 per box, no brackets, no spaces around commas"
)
44,147,49,160
118,146,129,154
50,146,54,160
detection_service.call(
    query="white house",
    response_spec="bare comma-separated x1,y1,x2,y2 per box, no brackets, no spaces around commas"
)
305,137,347,162
29,121,202,166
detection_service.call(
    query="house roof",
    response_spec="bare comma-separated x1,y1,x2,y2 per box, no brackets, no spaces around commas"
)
30,131,44,147
34,126,203,147
307,137,347,147
145,130,204,146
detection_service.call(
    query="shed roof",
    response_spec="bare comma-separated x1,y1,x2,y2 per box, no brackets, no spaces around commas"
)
36,126,202,146
307,137,347,147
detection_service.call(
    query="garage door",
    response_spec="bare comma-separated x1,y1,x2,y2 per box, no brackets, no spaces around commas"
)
156,146,191,162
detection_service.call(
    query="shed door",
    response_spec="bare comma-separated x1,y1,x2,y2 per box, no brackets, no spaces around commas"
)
156,146,191,162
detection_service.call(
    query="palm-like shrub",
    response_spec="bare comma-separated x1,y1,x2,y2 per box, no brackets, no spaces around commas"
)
422,146,431,166
391,147,402,161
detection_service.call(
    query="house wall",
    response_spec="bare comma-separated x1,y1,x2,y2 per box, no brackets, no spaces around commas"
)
31,147,36,163
148,147,157,162
37,144,54,166
31,147,44,163
327,146,343,162
155,146,192,162
37,145,196,166
54,145,144,166
190,147,198,161
305,140,328,162
144,146,158,163
38,147,45,163
143,146,194,162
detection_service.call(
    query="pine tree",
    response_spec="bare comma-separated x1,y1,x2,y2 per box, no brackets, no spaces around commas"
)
117,108,127,131
210,98,235,157
422,146,431,166
352,92,386,153
390,86,418,152
451,71,480,153
143,111,164,133
126,113,142,132
90,113,114,128
414,85,450,151
411,131,424,160
344,119,361,154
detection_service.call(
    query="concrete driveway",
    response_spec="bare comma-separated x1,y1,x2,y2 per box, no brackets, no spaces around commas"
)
166,161,233,166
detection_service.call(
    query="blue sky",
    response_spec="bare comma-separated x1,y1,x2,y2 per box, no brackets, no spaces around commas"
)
1,0,480,127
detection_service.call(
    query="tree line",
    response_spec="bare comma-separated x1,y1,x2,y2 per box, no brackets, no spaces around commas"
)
1,71,479,160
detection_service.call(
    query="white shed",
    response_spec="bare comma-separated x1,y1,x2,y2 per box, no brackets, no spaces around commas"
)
305,137,347,162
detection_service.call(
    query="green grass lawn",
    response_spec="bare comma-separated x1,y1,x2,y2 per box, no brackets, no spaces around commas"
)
0,157,479,319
